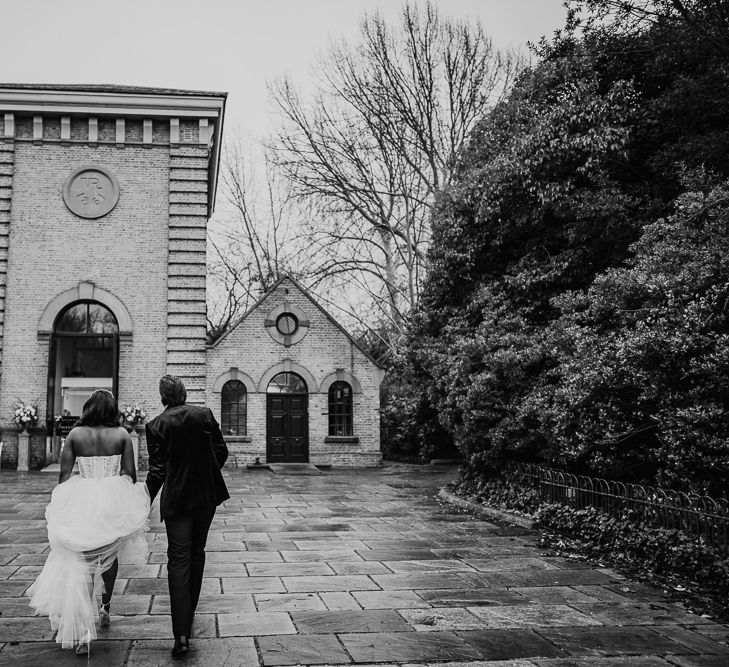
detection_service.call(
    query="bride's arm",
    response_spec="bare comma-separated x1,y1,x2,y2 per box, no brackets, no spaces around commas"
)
58,433,77,484
120,429,137,482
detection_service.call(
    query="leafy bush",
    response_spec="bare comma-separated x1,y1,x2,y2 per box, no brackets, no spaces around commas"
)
385,1,729,494
380,376,457,463
453,471,729,620
536,505,729,620
379,334,458,462
455,466,542,515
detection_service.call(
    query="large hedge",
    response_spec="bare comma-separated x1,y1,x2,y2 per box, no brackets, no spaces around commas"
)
385,1,729,497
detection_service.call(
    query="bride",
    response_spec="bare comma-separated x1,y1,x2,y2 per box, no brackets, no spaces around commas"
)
27,389,150,654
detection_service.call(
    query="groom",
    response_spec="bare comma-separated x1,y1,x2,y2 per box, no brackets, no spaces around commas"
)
145,375,230,658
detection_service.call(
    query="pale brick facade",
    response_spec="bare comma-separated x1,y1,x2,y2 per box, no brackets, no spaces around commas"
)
0,84,384,471
207,277,384,467
0,85,225,470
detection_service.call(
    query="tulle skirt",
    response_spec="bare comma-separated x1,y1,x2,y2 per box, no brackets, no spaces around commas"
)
27,475,150,648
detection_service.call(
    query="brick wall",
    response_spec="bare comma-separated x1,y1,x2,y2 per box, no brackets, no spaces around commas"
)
206,278,384,468
0,111,213,469
166,136,208,406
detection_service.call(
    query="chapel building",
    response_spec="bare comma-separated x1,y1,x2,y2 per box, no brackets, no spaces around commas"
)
0,84,383,470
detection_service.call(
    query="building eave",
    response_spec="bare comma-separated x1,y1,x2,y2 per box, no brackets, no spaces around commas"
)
0,84,227,117
0,84,227,215
209,275,386,371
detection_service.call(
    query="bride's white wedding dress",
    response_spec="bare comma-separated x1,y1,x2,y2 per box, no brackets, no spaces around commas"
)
27,455,150,648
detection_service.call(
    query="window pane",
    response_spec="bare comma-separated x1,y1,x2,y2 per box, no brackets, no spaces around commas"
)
55,301,118,334
221,380,247,435
276,313,298,335
55,304,88,332
88,303,119,334
328,381,353,436
267,372,307,394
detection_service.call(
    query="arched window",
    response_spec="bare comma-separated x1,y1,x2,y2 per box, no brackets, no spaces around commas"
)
267,372,307,394
328,381,353,436
221,380,247,436
55,301,119,334
50,301,119,422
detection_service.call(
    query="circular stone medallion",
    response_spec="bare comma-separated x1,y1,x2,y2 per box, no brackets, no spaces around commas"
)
63,166,120,219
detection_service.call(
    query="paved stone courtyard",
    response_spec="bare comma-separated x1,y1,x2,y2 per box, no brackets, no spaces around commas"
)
1,463,728,666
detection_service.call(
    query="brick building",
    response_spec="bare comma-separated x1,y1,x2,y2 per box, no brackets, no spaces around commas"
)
0,84,384,470
207,276,384,468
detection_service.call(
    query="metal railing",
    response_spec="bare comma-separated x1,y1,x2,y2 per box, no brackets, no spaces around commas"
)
516,463,729,547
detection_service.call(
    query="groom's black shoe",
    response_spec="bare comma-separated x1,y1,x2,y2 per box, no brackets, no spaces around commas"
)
172,635,189,658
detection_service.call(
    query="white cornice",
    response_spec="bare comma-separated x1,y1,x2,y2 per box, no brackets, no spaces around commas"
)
0,89,225,118
0,86,227,215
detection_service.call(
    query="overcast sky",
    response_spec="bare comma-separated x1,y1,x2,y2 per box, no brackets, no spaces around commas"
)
2,0,567,140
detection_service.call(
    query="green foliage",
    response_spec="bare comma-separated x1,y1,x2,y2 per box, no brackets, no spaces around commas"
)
540,176,729,493
537,504,729,620
379,343,457,462
384,0,729,497
424,51,637,316
453,470,729,620
455,467,542,515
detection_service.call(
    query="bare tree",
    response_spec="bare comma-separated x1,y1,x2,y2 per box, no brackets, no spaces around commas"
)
567,0,729,52
207,136,303,342
269,1,521,340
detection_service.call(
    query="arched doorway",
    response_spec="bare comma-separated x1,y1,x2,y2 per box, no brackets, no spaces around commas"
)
46,301,119,459
266,372,308,463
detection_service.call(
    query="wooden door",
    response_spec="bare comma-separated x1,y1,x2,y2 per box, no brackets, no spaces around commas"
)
267,394,309,463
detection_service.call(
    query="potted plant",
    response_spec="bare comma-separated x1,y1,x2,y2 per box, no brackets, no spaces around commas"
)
122,404,147,432
13,399,38,432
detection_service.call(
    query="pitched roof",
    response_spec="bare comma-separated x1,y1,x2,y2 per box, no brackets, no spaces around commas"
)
209,275,385,369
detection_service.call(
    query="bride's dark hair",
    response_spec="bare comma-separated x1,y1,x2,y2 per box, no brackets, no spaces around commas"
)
77,389,120,427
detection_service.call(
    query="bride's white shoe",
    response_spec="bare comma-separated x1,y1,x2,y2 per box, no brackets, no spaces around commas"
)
75,630,91,655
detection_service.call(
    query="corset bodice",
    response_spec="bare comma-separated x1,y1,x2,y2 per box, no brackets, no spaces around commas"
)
77,455,121,479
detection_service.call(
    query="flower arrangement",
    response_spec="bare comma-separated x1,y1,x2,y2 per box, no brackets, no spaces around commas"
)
123,404,147,427
13,400,38,430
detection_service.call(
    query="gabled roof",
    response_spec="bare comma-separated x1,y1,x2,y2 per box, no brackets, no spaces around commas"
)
209,275,385,370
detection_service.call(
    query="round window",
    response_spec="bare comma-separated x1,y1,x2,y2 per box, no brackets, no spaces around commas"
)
275,313,299,336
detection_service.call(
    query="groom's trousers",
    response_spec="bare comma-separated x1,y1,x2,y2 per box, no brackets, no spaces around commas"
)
165,504,216,638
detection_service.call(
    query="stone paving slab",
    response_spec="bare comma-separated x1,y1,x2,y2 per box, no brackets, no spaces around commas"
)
666,656,729,666
399,607,488,631
351,589,430,609
128,637,259,666
319,591,363,610
0,639,133,666
339,630,483,662
533,659,672,666
457,629,567,660
256,592,327,612
417,588,528,606
218,610,297,636
467,604,603,629
537,626,695,656
0,464,727,666
258,634,351,665
291,609,413,633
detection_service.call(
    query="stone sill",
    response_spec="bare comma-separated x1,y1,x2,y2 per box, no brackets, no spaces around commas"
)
324,436,359,444
224,435,251,443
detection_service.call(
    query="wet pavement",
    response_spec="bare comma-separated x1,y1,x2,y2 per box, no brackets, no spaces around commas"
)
0,463,728,666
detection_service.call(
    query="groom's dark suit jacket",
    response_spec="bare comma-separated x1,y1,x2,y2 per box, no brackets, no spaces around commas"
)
145,404,230,520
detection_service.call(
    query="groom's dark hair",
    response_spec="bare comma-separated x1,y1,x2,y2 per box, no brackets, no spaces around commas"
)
159,375,187,407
